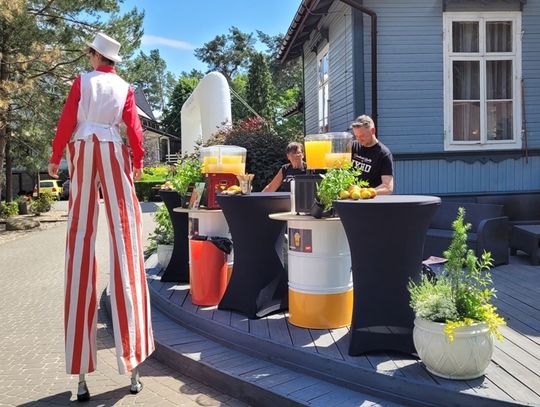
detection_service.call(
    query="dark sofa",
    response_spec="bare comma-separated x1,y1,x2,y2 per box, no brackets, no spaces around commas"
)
423,202,509,266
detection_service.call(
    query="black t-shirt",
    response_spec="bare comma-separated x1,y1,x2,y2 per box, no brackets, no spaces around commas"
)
351,140,393,188
279,162,306,192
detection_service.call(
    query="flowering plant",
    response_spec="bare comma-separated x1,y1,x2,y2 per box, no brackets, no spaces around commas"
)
408,207,505,341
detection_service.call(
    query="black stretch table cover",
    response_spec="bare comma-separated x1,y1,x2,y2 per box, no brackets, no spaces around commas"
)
217,192,291,318
158,190,190,283
334,195,440,355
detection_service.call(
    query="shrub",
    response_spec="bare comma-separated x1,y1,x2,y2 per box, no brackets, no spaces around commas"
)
206,117,290,191
31,192,53,215
134,180,161,202
141,165,170,182
0,201,19,219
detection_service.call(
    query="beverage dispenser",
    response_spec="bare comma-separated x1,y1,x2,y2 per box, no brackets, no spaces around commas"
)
200,145,246,209
295,132,353,214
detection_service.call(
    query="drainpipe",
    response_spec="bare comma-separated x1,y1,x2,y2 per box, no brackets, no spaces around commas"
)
338,0,378,127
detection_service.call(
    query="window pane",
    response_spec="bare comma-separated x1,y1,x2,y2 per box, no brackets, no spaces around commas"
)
487,60,512,99
487,101,513,140
486,21,512,52
318,53,328,84
452,21,479,52
453,102,480,141
453,61,480,100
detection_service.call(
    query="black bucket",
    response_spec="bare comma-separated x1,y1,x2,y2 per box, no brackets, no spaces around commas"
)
294,174,323,215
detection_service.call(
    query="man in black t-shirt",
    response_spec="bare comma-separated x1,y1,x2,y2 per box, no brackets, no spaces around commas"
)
350,115,394,195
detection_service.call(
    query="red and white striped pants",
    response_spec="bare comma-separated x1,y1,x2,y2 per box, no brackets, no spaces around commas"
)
64,136,154,374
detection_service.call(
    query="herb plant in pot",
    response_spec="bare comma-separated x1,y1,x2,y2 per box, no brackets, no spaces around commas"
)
312,164,363,218
171,154,204,207
408,207,505,380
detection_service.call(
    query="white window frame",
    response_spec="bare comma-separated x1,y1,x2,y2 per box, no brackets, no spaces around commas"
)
443,11,522,151
317,43,330,133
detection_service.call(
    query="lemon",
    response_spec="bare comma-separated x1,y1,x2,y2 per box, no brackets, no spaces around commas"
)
350,191,361,200
368,188,377,198
339,190,350,199
360,189,372,199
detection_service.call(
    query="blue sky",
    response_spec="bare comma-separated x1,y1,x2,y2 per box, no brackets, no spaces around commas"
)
120,0,301,77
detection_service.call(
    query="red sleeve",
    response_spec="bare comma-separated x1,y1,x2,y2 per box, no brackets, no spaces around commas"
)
50,77,80,165
122,87,145,169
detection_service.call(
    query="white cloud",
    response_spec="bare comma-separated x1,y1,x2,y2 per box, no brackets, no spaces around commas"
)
141,35,195,50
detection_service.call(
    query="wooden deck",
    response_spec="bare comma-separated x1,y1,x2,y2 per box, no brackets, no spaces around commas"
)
147,254,540,406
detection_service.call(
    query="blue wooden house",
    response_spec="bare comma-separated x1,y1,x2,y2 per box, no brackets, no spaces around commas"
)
279,0,539,197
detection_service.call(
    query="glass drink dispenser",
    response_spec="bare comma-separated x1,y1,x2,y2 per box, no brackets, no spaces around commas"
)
200,145,247,176
304,132,352,170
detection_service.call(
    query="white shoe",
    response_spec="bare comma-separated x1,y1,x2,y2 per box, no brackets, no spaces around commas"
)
130,377,143,394
77,380,90,402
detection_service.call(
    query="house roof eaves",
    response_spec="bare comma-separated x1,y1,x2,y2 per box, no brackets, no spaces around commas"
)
278,0,334,63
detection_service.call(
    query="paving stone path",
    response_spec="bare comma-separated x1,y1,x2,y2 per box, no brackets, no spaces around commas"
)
0,201,248,407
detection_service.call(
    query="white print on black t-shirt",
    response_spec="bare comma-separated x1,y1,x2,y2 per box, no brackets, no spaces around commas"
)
352,157,372,173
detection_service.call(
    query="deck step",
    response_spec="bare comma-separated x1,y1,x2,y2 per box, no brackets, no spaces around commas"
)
151,307,401,407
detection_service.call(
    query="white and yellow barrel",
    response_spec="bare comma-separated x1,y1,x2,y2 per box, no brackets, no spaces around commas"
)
286,217,352,329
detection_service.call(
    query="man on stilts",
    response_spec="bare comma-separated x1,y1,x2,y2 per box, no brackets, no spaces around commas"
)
48,32,154,402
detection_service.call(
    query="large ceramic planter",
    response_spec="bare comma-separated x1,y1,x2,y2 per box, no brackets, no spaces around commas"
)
157,244,173,269
413,317,494,380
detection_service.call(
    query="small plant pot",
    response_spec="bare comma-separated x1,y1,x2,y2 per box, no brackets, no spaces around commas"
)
157,244,174,269
18,202,29,215
413,317,494,380
310,200,334,219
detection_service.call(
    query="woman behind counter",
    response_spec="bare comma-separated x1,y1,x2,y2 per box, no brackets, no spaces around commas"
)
263,142,306,192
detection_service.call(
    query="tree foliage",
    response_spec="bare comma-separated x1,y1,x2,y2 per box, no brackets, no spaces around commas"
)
121,49,176,113
246,53,274,121
194,26,256,81
0,0,144,199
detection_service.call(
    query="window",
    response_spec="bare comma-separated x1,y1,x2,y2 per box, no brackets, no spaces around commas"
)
443,12,522,151
317,44,329,133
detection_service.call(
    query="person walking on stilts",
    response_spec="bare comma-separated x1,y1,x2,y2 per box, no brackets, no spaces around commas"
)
48,32,154,402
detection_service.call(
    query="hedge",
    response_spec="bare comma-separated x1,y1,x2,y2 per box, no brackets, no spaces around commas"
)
134,180,162,202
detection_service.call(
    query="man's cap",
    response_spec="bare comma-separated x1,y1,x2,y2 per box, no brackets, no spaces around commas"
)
87,32,122,62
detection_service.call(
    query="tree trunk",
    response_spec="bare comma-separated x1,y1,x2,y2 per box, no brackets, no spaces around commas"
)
0,130,6,200
5,135,12,201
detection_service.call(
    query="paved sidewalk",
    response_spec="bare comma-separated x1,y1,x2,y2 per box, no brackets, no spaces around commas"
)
0,201,248,407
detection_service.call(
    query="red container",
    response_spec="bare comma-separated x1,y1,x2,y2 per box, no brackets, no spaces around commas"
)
206,173,238,209
190,239,228,306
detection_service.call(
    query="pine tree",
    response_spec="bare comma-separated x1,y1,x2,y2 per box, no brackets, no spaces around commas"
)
246,53,275,121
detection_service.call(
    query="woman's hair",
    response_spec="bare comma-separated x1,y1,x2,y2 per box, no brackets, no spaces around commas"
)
88,47,115,66
286,142,303,154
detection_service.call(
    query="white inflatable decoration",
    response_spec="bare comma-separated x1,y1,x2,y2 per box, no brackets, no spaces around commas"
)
180,71,232,154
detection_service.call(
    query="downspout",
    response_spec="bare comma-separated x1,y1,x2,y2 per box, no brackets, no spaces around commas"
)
338,0,378,127
302,52,306,136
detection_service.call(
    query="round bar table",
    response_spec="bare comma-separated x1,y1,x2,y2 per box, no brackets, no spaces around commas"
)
333,195,440,356
217,192,291,318
269,212,353,329
159,190,189,282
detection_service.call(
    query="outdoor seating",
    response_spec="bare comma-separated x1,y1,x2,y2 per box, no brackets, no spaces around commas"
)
423,202,509,266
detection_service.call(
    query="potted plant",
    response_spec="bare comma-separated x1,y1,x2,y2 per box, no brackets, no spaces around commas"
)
408,207,505,380
148,205,175,269
311,164,364,218
16,195,32,215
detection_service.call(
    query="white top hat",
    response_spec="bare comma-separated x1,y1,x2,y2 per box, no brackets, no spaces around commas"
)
87,32,122,63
